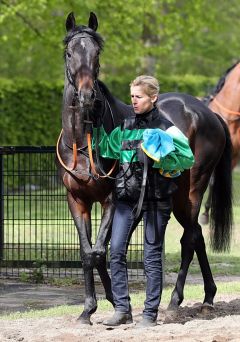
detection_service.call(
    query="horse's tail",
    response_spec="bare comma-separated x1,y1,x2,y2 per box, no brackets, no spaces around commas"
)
210,116,233,252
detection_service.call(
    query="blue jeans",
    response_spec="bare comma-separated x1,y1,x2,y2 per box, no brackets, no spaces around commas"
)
110,200,171,320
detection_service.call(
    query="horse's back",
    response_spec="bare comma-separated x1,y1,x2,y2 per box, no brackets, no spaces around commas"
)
156,92,226,155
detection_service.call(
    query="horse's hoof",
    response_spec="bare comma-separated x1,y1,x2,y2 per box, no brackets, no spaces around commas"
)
164,308,178,323
77,315,93,325
199,213,209,225
167,303,179,312
201,302,214,314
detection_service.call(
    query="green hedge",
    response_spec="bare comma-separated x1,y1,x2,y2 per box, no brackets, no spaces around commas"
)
0,78,63,146
105,74,218,103
0,75,218,145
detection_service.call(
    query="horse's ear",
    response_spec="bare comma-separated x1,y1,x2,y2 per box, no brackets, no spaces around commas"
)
66,12,76,32
88,12,98,31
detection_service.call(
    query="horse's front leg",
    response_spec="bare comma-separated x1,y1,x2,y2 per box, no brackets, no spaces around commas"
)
67,192,97,325
93,195,115,306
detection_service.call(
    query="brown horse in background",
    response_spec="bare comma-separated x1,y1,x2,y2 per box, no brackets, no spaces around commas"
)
200,61,240,224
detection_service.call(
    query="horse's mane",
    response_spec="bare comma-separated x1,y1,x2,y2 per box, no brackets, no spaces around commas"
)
202,60,240,105
97,80,117,103
97,80,131,109
97,80,133,130
63,26,104,51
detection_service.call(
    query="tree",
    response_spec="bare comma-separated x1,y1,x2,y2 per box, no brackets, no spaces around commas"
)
1,0,240,82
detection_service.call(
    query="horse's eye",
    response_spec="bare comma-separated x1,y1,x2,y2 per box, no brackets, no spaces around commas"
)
66,52,71,58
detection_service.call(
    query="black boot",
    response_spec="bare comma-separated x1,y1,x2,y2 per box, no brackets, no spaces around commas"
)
103,311,133,326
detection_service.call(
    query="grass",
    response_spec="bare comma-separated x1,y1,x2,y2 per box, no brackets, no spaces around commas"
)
164,193,240,276
164,167,240,276
1,281,240,320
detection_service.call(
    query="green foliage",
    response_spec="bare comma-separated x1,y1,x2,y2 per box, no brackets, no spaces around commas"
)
0,75,217,145
1,0,240,81
1,0,240,147
156,74,217,96
31,259,46,283
19,272,30,282
105,74,217,104
0,78,63,145
20,260,46,283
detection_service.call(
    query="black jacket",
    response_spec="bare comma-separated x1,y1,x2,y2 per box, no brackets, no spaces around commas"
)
114,107,178,204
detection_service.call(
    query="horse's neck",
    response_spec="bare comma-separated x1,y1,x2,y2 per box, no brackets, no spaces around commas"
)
216,64,240,111
61,83,87,148
96,80,133,132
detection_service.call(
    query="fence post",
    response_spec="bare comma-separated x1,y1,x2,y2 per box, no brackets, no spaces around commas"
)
0,153,4,260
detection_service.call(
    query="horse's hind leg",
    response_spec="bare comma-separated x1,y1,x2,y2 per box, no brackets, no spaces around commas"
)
199,176,213,225
168,222,216,311
94,196,115,306
169,176,217,311
194,224,217,310
67,192,97,325
168,228,195,310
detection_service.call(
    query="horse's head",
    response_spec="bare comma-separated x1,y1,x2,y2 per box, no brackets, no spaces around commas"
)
64,12,104,109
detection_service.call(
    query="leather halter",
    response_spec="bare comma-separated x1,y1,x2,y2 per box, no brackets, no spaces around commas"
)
211,97,240,124
56,90,117,178
213,98,240,117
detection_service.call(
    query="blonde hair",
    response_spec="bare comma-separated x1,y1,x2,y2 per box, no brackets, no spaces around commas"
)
130,75,160,97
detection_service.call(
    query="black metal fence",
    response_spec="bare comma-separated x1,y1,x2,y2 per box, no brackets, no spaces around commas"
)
1,147,239,282
0,146,144,280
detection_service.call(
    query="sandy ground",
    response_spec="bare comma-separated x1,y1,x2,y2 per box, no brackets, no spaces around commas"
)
1,293,240,342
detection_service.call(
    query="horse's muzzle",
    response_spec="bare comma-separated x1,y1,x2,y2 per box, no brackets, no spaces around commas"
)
78,89,95,109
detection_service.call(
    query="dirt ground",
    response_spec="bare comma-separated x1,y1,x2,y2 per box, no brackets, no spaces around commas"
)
1,293,240,342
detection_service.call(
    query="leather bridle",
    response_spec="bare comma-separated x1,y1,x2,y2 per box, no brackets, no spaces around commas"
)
57,33,117,178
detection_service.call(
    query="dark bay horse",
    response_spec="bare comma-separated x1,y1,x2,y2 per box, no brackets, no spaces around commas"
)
200,61,240,224
56,12,133,324
56,12,233,323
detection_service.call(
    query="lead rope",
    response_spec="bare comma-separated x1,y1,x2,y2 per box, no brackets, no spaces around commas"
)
86,109,117,178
